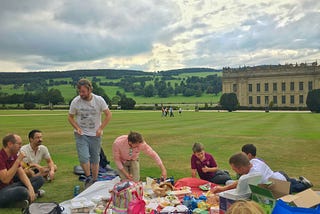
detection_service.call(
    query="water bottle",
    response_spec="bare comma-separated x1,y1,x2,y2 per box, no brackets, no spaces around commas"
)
73,185,80,197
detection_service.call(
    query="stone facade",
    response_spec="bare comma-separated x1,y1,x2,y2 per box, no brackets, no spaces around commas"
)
222,62,320,107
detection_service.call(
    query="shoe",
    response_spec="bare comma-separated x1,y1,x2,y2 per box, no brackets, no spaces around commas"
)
299,176,313,188
84,176,95,189
37,189,45,198
13,199,29,209
21,199,29,213
79,174,87,182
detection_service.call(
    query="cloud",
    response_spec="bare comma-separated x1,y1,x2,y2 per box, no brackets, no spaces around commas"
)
0,0,319,72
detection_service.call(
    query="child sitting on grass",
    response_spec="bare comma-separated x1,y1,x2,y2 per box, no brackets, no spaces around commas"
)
191,142,231,185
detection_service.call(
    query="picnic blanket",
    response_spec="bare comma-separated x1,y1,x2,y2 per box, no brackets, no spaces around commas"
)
174,177,217,196
60,176,121,214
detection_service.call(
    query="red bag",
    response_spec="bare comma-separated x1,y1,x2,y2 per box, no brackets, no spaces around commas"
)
127,191,146,214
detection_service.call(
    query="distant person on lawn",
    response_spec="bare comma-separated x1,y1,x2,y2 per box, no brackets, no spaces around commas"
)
0,134,45,208
112,131,167,182
241,143,313,193
212,152,312,194
191,142,231,185
68,78,112,188
21,129,57,181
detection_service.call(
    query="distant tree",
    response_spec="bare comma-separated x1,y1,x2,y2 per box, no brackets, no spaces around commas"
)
118,96,136,109
220,93,238,112
183,88,195,97
111,95,121,106
24,102,36,110
144,84,156,97
92,82,111,106
306,89,320,113
47,88,64,105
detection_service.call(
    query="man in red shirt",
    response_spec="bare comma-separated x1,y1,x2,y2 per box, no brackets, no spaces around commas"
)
0,134,44,208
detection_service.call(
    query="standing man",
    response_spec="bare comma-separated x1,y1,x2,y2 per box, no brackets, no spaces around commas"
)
68,79,112,188
21,129,57,180
0,134,45,208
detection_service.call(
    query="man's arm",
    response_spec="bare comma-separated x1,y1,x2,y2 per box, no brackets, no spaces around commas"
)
96,109,112,137
68,114,82,135
0,152,25,184
17,167,36,202
46,158,56,180
212,180,238,193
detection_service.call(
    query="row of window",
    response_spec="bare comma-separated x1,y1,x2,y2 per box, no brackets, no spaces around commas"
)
248,95,304,105
233,81,313,93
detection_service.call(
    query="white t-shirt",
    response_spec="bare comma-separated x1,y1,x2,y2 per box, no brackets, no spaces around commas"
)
20,144,51,164
249,158,286,183
69,93,108,136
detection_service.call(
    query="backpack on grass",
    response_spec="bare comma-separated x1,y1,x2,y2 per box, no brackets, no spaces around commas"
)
23,202,64,214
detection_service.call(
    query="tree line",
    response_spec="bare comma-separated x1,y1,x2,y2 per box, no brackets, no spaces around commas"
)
0,68,222,109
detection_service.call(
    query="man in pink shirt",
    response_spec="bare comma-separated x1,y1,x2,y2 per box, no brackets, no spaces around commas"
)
112,131,167,182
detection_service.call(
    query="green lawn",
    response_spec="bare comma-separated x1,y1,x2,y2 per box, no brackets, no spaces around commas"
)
0,110,319,213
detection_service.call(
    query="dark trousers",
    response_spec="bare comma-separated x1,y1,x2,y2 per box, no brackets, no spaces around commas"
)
0,176,45,207
278,171,309,193
289,178,309,193
209,170,231,185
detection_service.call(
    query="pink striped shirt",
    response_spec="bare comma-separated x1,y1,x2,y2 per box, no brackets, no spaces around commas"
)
112,135,163,170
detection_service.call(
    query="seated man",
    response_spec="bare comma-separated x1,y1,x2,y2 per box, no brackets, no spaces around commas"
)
191,142,231,185
212,152,312,194
241,144,313,193
21,130,57,181
0,134,45,208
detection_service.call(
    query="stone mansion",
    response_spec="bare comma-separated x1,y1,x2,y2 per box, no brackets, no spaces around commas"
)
222,62,320,108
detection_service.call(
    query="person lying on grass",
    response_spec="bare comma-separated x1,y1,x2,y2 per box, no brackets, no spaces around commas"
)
212,152,312,194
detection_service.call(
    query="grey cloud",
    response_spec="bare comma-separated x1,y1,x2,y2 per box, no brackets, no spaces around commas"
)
0,0,179,67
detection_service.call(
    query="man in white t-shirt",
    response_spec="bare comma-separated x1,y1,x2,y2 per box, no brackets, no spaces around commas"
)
21,129,57,181
212,152,312,194
68,79,112,188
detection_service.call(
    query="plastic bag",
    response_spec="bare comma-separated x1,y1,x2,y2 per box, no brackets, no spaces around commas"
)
128,191,146,214
272,199,320,214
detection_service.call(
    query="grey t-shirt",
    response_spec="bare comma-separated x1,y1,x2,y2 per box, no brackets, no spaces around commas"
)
69,93,108,136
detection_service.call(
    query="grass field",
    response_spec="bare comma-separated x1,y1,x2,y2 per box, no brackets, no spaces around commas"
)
0,110,319,213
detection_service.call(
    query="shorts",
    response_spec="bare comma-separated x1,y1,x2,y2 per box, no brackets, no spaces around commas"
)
75,133,101,164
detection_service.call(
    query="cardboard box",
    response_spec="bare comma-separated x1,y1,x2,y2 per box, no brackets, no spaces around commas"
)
219,172,262,214
280,188,320,208
249,178,320,214
218,194,236,214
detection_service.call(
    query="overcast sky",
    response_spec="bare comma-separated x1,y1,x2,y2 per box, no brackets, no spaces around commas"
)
0,0,319,72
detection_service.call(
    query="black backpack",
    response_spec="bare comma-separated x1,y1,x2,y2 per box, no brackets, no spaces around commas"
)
99,147,110,168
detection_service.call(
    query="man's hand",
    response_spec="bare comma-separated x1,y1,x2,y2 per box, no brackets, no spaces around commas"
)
211,185,225,193
96,127,103,137
28,188,36,202
48,170,55,180
17,152,26,162
76,128,83,135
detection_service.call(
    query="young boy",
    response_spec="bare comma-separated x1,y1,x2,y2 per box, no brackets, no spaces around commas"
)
191,142,231,185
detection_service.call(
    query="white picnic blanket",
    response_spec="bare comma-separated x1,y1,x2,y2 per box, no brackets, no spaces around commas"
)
60,176,121,214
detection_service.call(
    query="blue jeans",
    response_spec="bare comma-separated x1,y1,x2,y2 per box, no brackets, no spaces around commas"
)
289,178,309,193
0,176,45,207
